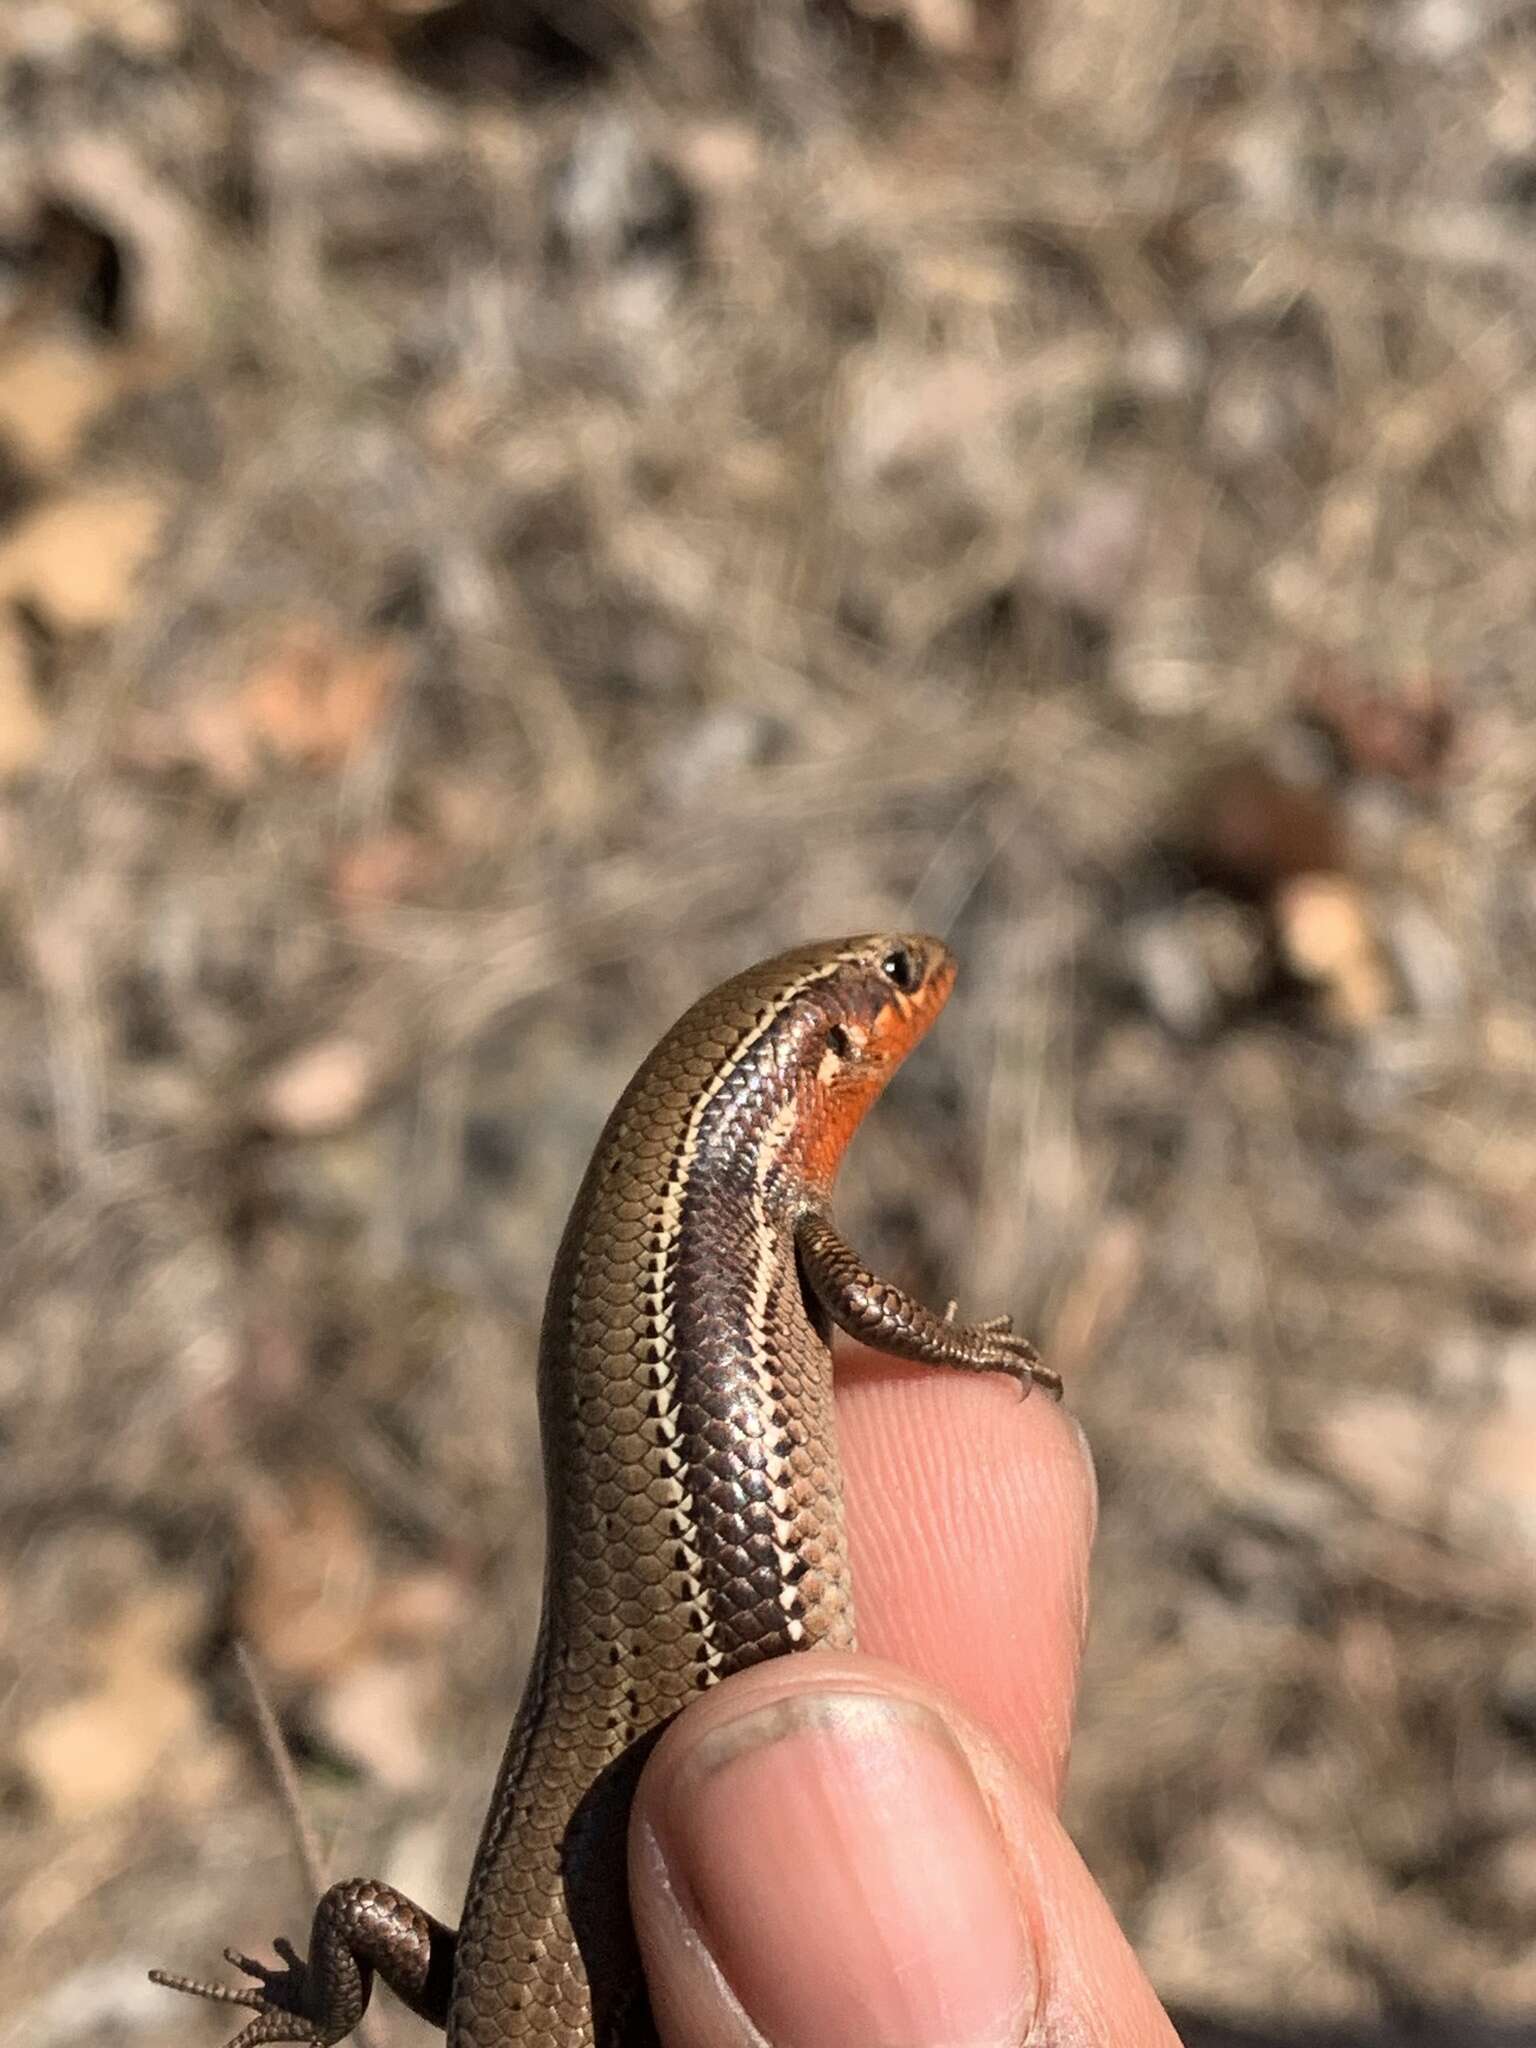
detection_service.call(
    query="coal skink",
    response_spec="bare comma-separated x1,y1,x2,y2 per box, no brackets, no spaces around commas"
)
152,932,1059,2048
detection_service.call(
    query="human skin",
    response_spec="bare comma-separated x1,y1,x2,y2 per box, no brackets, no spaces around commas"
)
627,1342,1183,2048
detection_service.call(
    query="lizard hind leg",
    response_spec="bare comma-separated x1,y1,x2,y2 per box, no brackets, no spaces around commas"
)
149,1947,331,2048
149,1878,456,2048
795,1210,1060,1399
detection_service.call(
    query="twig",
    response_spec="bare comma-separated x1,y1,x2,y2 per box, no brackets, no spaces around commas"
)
233,1643,389,2048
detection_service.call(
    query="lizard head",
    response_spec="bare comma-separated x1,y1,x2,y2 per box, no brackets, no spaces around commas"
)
782,931,957,1189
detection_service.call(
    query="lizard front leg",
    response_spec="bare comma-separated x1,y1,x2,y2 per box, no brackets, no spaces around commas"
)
795,1209,1061,1397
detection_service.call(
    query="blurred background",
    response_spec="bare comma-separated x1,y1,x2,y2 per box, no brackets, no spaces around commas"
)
2,3,1534,2044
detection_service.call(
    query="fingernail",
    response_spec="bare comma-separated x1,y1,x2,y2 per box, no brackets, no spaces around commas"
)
646,1690,1038,2048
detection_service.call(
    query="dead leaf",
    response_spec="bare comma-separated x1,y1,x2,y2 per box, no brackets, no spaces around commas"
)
1308,1393,1439,1528
144,622,407,793
1045,1215,1145,1377
0,488,168,631
37,0,181,57
846,0,1006,59
313,1655,434,1792
14,1582,209,1822
236,1472,378,1684
1308,1390,1536,1569
0,613,49,779
1275,873,1394,1029
1458,1413,1536,1563
257,1034,381,1135
47,133,205,340
235,1475,467,1738
1187,756,1347,897
0,335,123,472
241,622,402,764
369,1566,470,1647
1299,655,1457,791
331,828,441,910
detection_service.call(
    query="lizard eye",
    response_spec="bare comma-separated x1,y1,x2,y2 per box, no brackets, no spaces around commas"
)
827,1023,854,1059
880,946,919,993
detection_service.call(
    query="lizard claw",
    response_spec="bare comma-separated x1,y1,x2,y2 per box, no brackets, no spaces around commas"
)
963,1321,1060,1399
149,1947,327,2046
222,1946,273,1984
148,1966,266,2013
222,1943,312,2012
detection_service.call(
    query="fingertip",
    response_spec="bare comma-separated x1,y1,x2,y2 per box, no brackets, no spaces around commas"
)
836,1341,1096,1794
632,1657,1039,2048
632,1656,1178,2048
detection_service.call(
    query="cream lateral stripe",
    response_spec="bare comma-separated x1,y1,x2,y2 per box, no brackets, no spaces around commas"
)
620,948,861,1678
749,1093,810,1646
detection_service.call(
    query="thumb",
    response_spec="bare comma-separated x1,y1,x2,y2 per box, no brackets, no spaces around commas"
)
629,1654,1181,2048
